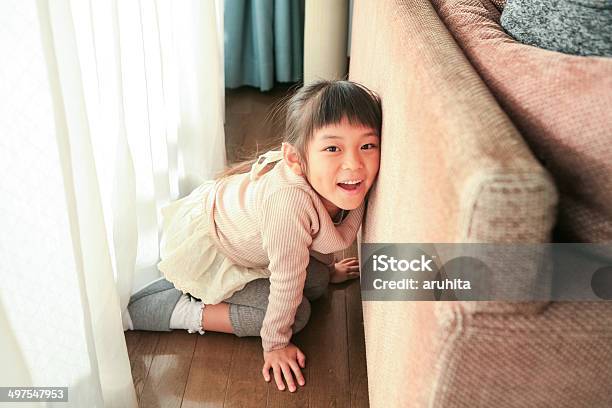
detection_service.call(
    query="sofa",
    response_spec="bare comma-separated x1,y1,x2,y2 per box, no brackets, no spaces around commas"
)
349,0,612,406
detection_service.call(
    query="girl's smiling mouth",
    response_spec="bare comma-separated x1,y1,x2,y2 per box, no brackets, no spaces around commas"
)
337,179,364,194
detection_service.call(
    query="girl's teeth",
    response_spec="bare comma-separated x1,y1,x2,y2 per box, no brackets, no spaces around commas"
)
338,181,362,191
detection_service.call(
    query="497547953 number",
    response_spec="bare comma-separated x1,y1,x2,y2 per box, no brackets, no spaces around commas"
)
0,387,68,402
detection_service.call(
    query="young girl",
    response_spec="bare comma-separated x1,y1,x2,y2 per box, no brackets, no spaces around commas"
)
125,79,382,393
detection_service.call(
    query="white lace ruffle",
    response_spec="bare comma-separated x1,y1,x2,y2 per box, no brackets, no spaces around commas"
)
170,294,206,335
187,300,205,335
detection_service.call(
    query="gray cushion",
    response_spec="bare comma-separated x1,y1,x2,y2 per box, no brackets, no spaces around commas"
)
501,0,612,56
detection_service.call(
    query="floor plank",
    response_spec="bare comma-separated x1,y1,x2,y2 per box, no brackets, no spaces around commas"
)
138,331,197,408
223,336,269,408
296,286,351,408
346,281,370,408
125,331,160,405
181,332,237,408
266,384,309,408
265,345,309,408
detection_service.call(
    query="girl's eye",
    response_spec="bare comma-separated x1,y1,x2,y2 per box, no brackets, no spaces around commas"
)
362,143,377,150
324,146,339,152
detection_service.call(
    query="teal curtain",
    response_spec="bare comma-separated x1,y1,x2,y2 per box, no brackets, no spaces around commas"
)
225,0,305,91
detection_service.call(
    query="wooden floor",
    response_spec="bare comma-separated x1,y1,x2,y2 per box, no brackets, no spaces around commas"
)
125,84,370,407
223,84,294,164
125,280,369,407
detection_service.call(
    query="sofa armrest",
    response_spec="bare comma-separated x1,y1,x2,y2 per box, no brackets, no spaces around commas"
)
349,0,567,406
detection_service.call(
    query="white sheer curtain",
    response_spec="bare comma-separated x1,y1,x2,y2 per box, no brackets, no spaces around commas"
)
0,0,225,406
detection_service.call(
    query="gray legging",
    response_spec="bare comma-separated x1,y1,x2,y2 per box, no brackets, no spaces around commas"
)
127,256,330,337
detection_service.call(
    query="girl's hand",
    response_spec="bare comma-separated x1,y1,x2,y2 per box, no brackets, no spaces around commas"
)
330,257,360,283
262,343,306,392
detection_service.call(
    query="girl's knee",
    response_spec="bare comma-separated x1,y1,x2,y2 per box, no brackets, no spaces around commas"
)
228,304,265,337
127,279,183,332
230,298,311,337
304,259,330,301
292,297,311,334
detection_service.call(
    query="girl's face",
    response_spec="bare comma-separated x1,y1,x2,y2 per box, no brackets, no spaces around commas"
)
304,116,380,216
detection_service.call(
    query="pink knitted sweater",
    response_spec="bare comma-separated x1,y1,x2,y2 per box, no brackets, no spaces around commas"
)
204,155,365,351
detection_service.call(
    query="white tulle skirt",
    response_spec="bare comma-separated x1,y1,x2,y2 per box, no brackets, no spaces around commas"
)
156,180,270,304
